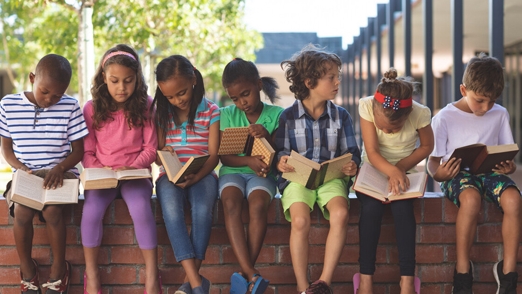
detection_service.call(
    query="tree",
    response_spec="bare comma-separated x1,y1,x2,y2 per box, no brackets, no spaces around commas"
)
0,0,263,100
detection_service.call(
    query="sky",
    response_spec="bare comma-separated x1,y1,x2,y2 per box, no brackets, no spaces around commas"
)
243,0,389,49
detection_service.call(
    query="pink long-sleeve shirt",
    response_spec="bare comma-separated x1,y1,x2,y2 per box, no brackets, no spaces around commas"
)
82,97,157,170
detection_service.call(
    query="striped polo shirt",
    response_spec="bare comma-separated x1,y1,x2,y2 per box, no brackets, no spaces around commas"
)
0,92,89,175
161,98,219,173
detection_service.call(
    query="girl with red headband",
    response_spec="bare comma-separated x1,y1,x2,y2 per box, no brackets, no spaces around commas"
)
353,68,434,294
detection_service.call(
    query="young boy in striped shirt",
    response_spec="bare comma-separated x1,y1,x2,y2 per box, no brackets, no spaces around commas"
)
0,54,88,294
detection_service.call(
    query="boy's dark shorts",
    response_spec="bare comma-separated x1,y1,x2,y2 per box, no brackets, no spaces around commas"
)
440,170,520,211
4,169,77,222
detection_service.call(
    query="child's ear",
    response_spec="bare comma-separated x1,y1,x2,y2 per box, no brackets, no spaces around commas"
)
459,84,467,97
305,78,313,89
29,72,35,84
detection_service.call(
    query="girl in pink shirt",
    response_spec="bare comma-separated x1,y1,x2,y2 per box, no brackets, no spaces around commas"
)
81,44,161,294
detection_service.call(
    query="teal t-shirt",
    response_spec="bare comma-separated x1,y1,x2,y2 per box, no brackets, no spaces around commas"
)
219,102,284,176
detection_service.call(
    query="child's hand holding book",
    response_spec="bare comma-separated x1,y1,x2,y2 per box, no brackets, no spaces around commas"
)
248,124,269,138
493,160,516,175
277,155,295,173
342,160,358,177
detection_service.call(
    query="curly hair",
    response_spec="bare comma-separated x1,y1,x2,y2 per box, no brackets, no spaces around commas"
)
280,44,341,100
222,58,280,103
90,44,149,130
372,68,419,122
151,55,205,134
462,52,504,100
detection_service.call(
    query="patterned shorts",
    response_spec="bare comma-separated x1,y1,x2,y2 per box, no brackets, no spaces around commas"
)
440,170,519,210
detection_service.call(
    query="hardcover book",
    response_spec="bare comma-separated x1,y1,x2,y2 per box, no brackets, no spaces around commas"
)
9,170,79,211
218,127,276,168
353,163,427,202
450,143,519,174
80,168,152,190
282,150,353,190
157,150,210,184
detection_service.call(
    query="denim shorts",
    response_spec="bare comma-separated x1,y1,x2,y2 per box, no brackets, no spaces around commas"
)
218,173,277,199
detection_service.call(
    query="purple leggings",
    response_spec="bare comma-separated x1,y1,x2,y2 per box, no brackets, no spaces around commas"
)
81,179,157,249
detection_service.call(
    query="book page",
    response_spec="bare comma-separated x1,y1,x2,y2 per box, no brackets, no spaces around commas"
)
115,169,152,180
405,172,425,193
12,171,44,202
158,151,183,180
81,168,117,181
355,163,388,195
44,179,79,204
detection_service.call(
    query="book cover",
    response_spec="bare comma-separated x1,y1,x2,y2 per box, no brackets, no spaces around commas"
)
218,127,276,168
282,150,352,190
157,150,210,184
353,163,427,202
80,168,152,190
450,143,519,174
10,170,79,211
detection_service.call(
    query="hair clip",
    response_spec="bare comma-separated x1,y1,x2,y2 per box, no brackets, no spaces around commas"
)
374,91,412,111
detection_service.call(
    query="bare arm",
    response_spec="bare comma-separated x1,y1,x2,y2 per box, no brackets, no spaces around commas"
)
395,124,434,172
427,155,461,182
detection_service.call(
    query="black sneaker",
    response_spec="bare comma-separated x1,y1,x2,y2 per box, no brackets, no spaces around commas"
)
494,260,518,294
452,261,474,294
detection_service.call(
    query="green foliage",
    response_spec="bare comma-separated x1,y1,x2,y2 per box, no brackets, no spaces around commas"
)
1,0,263,95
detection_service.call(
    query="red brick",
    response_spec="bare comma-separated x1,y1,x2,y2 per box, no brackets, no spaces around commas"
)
101,227,135,245
423,198,443,222
416,245,445,263
443,199,459,222
419,225,456,243
263,226,291,245
418,264,454,283
0,201,9,225
476,224,503,242
113,200,134,225
111,246,144,264
0,227,15,245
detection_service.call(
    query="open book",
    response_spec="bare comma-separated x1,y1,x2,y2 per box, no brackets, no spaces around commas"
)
218,126,276,169
450,143,519,174
80,168,152,190
157,150,209,184
282,150,352,190
9,170,79,211
353,163,427,202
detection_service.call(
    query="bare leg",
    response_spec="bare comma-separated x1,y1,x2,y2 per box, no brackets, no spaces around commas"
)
42,205,66,280
142,248,159,294
455,188,481,273
14,204,37,280
83,246,101,294
288,202,311,292
499,187,521,273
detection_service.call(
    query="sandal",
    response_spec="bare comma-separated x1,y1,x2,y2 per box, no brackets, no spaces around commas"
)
353,273,360,293
230,272,248,294
249,274,269,294
414,276,421,294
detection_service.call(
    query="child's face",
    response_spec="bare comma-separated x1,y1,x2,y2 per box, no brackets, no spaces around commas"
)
157,76,195,111
29,72,68,108
225,79,262,115
460,84,496,116
103,64,137,105
308,63,340,101
373,107,406,134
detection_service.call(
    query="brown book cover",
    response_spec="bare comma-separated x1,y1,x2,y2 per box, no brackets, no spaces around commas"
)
80,168,152,190
353,163,427,202
282,150,352,190
157,150,210,184
450,143,519,174
218,127,276,169
9,170,79,211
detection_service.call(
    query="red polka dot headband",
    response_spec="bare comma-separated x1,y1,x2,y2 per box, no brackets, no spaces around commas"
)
373,91,412,111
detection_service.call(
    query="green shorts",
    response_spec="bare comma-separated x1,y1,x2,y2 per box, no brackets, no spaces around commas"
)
280,177,350,222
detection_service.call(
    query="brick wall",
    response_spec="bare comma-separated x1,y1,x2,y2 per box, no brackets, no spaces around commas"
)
0,196,520,294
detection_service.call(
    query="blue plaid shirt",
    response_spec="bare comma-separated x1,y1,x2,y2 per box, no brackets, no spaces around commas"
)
275,100,361,191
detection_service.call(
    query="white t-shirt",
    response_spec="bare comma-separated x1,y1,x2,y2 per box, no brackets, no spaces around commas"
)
431,102,514,162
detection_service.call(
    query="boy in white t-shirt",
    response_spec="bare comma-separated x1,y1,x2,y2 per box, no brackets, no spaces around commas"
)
428,53,520,294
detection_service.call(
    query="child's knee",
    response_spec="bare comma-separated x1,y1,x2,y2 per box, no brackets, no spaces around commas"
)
329,207,349,227
458,188,482,210
13,205,36,224
500,187,522,214
291,215,310,232
42,205,64,225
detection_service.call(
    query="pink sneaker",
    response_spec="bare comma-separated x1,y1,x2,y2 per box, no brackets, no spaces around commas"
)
353,273,360,294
